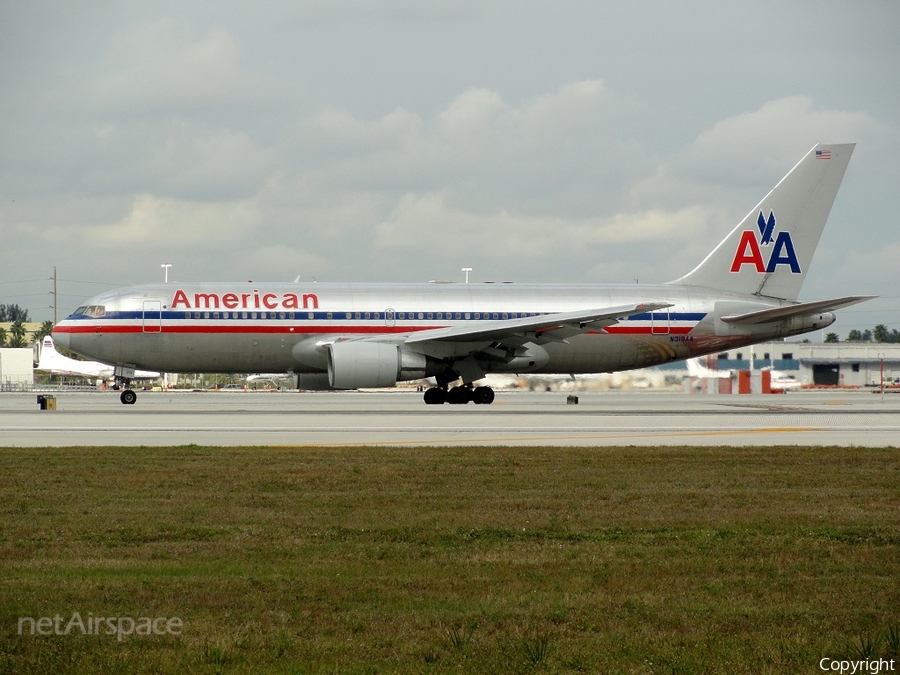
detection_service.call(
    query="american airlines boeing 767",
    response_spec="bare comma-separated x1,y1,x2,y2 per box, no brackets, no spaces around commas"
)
53,143,873,405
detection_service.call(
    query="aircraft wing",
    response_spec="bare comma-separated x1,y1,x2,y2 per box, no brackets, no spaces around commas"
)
721,295,875,324
405,302,673,345
37,364,114,378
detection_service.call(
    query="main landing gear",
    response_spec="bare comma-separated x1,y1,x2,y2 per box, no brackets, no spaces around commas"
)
423,383,495,405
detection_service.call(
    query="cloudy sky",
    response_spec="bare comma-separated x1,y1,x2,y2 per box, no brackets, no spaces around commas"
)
2,1,898,336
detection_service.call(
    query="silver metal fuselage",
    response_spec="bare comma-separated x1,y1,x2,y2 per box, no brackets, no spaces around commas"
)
52,282,832,376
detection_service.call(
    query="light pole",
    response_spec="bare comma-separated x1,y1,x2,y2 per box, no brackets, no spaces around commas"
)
461,267,472,284
161,264,172,283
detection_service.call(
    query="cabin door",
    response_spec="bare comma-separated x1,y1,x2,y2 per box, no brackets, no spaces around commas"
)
650,309,670,335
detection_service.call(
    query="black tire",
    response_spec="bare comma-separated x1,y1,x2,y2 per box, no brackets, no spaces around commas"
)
447,386,471,404
120,390,137,405
472,386,495,405
423,387,446,404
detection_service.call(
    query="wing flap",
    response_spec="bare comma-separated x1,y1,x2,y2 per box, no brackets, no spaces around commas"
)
404,302,673,344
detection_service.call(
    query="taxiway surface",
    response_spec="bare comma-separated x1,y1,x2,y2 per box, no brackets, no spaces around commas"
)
3,389,900,446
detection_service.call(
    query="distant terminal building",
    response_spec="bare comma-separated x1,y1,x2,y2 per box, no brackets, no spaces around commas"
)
0,348,34,389
709,342,900,387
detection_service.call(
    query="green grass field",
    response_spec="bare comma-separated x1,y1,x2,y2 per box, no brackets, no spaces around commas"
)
1,445,899,674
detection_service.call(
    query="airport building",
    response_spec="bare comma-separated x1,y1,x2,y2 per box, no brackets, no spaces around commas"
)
709,342,900,387
0,348,34,389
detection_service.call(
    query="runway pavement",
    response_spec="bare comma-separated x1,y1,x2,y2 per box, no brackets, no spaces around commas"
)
3,388,900,446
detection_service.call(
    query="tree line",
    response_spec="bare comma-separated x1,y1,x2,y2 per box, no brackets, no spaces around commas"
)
824,325,900,344
0,319,54,348
0,303,30,322
0,304,33,347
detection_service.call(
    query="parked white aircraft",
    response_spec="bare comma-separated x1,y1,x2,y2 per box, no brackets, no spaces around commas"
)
686,357,732,379
36,335,161,384
53,144,873,405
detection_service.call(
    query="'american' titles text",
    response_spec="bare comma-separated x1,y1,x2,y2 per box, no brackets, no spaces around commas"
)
171,290,319,311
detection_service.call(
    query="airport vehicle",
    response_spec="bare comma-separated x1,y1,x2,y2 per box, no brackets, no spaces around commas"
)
36,335,160,395
53,144,872,405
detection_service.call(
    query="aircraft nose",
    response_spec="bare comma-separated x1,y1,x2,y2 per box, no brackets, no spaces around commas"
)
51,328,69,350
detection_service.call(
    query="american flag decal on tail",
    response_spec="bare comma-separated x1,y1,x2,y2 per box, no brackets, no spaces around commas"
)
816,149,831,160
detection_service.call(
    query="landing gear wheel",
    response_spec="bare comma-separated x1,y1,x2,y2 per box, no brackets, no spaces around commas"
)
423,387,447,404
472,386,495,405
447,386,471,404
120,389,137,405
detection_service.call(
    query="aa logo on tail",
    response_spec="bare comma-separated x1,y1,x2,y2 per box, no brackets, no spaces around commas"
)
730,211,801,274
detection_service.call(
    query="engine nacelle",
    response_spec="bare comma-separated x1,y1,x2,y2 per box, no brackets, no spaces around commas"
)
327,341,428,389
787,312,835,336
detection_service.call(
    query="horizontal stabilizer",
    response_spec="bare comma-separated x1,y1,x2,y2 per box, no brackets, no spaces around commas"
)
721,295,876,324
405,302,673,344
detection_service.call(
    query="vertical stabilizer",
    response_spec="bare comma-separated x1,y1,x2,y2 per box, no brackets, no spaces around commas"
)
38,336,62,370
672,143,854,300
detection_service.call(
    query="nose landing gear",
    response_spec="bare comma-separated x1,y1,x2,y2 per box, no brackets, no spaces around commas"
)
113,366,139,405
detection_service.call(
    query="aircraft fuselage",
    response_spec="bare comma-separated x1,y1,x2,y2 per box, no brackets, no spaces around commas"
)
52,281,832,375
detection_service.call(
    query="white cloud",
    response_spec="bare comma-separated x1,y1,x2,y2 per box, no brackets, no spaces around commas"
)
296,107,423,156
50,193,260,250
244,244,330,279
280,80,645,217
144,130,274,198
679,96,883,184
375,191,714,262
86,20,265,112
288,0,485,26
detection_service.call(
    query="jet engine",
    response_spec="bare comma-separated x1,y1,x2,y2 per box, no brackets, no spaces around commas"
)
327,341,429,389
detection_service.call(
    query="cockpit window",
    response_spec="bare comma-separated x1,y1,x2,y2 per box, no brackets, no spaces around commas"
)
85,305,106,317
74,306,88,316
